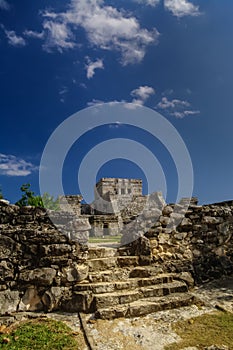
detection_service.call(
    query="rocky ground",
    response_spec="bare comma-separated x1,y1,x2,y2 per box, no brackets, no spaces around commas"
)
83,276,233,350
1,276,233,350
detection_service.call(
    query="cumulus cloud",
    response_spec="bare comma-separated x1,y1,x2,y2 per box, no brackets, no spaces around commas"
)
23,29,45,39
133,0,160,6
41,0,159,64
157,96,200,118
0,154,37,176
164,0,200,17
0,0,10,11
158,96,190,109
87,85,155,109
42,20,75,52
130,85,155,105
2,26,26,47
86,57,104,79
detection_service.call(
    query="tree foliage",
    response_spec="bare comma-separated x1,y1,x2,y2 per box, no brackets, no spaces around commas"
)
15,183,60,210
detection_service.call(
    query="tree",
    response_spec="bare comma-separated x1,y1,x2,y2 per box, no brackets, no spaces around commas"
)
41,192,60,211
15,183,59,210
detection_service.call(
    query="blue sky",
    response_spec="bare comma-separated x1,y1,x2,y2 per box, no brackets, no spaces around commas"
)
0,0,233,205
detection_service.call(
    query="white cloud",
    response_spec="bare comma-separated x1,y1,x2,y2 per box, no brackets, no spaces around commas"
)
164,0,200,17
133,0,160,6
171,110,200,118
0,154,37,176
130,85,155,105
3,28,26,47
59,86,68,103
157,96,200,118
23,29,45,39
86,57,104,79
87,99,105,107
42,20,75,52
87,85,155,108
41,0,159,65
158,96,190,109
0,0,10,11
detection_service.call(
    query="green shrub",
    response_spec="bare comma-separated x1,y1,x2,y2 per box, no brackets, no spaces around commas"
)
15,184,59,210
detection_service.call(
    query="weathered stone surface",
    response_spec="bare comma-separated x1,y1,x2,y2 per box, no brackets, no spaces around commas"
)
18,286,43,312
19,268,57,285
0,235,15,259
0,291,20,314
61,264,89,284
41,287,68,311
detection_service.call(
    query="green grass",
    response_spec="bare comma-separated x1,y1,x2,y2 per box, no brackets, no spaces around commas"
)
0,319,81,350
88,235,121,243
165,311,233,350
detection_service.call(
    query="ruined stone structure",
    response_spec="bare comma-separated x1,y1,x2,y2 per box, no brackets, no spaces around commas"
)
1,193,233,320
62,178,147,237
95,178,142,198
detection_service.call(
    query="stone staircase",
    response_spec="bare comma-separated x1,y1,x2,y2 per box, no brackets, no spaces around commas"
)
73,246,196,319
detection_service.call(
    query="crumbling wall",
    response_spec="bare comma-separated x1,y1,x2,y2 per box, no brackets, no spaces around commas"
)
0,200,90,315
122,198,233,283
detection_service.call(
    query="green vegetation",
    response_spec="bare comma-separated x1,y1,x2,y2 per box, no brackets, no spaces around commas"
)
0,318,81,349
15,183,59,210
166,311,233,350
88,235,121,243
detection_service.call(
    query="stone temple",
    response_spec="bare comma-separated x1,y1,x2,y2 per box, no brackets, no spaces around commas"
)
60,177,148,237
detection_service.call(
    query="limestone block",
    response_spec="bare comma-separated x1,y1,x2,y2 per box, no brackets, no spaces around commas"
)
0,290,20,315
202,216,223,224
159,216,171,226
218,222,229,235
40,244,72,256
19,267,56,286
174,232,188,240
41,286,66,311
61,263,89,284
69,230,89,243
18,286,43,312
192,249,201,257
158,233,170,244
162,205,173,216
180,218,192,228
0,261,14,282
0,235,15,259
183,249,193,260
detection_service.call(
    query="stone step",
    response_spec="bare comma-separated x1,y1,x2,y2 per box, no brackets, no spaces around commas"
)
88,269,130,283
92,280,187,309
95,292,196,319
117,256,139,267
87,257,118,271
74,274,174,294
87,256,140,272
87,266,165,283
88,247,119,259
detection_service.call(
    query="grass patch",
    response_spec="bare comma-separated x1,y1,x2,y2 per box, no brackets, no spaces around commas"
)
165,311,233,350
88,235,121,243
0,318,81,349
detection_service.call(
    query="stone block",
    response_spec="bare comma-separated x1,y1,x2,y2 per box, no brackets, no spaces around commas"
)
0,290,20,315
61,263,89,284
18,286,43,312
19,267,57,285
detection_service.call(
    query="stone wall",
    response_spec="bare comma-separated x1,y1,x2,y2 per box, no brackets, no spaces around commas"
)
122,198,233,283
95,178,142,198
1,196,233,317
0,200,91,315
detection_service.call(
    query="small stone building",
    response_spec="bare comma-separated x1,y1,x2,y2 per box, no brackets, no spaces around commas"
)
61,178,146,237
